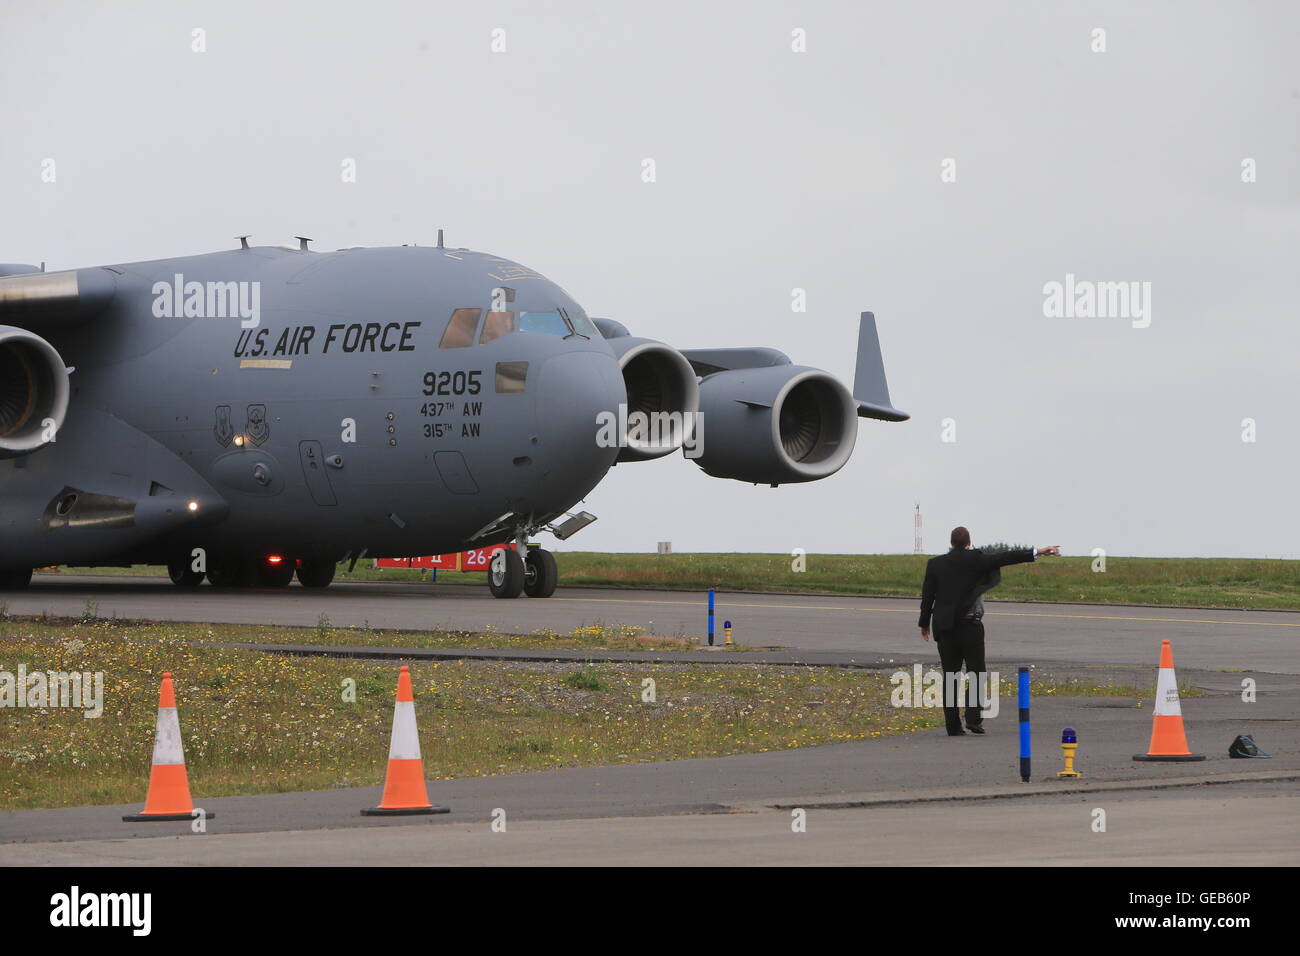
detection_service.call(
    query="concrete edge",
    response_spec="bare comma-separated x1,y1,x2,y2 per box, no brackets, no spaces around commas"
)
762,771,1300,810
198,641,899,669
174,642,1300,678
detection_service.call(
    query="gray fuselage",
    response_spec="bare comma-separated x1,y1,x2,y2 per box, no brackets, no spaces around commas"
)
2,243,625,566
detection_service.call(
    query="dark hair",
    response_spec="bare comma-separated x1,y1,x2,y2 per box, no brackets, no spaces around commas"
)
950,526,971,549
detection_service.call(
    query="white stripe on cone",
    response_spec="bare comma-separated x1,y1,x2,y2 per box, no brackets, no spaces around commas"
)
1153,666,1182,717
388,700,422,761
151,707,186,765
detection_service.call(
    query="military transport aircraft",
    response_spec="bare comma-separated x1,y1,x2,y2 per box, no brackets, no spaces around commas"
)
0,237,906,598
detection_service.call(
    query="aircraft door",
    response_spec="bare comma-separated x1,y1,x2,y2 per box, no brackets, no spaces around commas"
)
298,440,338,506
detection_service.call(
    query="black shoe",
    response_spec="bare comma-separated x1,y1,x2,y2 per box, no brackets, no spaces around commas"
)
947,730,966,736
966,725,986,735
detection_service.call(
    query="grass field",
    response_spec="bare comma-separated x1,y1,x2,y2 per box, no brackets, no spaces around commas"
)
546,553,1300,608
0,617,1156,810
42,553,1300,609
3,610,734,653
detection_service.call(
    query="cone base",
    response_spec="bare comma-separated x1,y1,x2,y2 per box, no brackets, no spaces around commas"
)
1132,754,1205,761
361,806,450,816
122,811,214,822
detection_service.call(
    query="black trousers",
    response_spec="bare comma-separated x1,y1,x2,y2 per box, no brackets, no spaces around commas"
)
935,619,986,734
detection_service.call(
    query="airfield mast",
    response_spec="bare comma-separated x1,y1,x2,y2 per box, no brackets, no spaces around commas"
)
914,503,923,555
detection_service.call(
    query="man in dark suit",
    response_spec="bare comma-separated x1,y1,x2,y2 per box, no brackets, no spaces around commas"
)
918,527,1060,736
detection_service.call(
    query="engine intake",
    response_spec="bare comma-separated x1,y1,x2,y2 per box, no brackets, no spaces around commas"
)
0,326,70,458
693,366,857,484
608,337,700,461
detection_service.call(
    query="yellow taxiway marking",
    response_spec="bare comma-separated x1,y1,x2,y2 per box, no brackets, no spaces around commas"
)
552,597,1300,628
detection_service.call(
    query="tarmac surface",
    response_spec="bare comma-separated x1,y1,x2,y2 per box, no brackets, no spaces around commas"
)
9,573,1300,673
2,573,1296,864
3,783,1294,866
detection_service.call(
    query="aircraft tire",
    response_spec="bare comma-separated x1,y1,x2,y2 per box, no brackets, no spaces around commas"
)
205,557,240,588
488,547,525,599
167,556,204,587
0,568,33,590
297,559,336,588
257,560,296,588
523,548,557,598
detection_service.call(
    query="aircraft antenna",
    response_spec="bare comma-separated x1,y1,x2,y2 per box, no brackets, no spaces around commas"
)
437,229,445,249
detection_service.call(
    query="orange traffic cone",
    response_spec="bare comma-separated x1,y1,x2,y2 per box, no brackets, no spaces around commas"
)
361,666,449,816
1133,640,1205,762
123,673,213,821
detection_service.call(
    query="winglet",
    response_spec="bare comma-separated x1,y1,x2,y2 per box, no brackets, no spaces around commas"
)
853,312,908,422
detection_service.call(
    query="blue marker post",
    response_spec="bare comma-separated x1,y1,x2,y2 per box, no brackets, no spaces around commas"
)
1018,666,1031,782
707,589,715,646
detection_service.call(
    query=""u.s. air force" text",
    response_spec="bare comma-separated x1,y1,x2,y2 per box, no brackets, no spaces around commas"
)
233,322,421,358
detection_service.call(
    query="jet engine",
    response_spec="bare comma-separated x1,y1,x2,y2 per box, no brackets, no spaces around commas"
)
692,365,857,484
0,326,70,458
607,336,700,461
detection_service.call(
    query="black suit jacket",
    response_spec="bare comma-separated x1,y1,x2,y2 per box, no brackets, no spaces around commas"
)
918,547,1035,631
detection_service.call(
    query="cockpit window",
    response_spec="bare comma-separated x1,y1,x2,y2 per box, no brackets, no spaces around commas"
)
495,361,528,393
564,308,598,338
518,311,571,336
480,310,516,344
439,308,481,349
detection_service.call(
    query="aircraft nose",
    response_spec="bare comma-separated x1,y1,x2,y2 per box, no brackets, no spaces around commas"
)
534,350,624,493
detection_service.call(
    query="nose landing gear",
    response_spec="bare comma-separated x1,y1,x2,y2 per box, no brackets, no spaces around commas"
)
487,544,557,599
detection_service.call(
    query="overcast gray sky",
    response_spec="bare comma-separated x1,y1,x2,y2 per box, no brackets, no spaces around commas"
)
4,1,1297,558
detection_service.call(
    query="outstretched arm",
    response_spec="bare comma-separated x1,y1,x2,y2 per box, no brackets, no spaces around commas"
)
983,545,1060,570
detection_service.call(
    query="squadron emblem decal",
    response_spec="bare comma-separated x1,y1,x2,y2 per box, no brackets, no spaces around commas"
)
213,405,234,447
245,404,270,446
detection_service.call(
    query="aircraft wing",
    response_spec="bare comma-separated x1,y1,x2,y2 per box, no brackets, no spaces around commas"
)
678,312,907,421
679,347,791,377
0,267,119,331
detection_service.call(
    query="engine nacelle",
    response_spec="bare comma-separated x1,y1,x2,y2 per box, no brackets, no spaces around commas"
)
0,326,70,458
607,336,700,461
693,366,857,484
